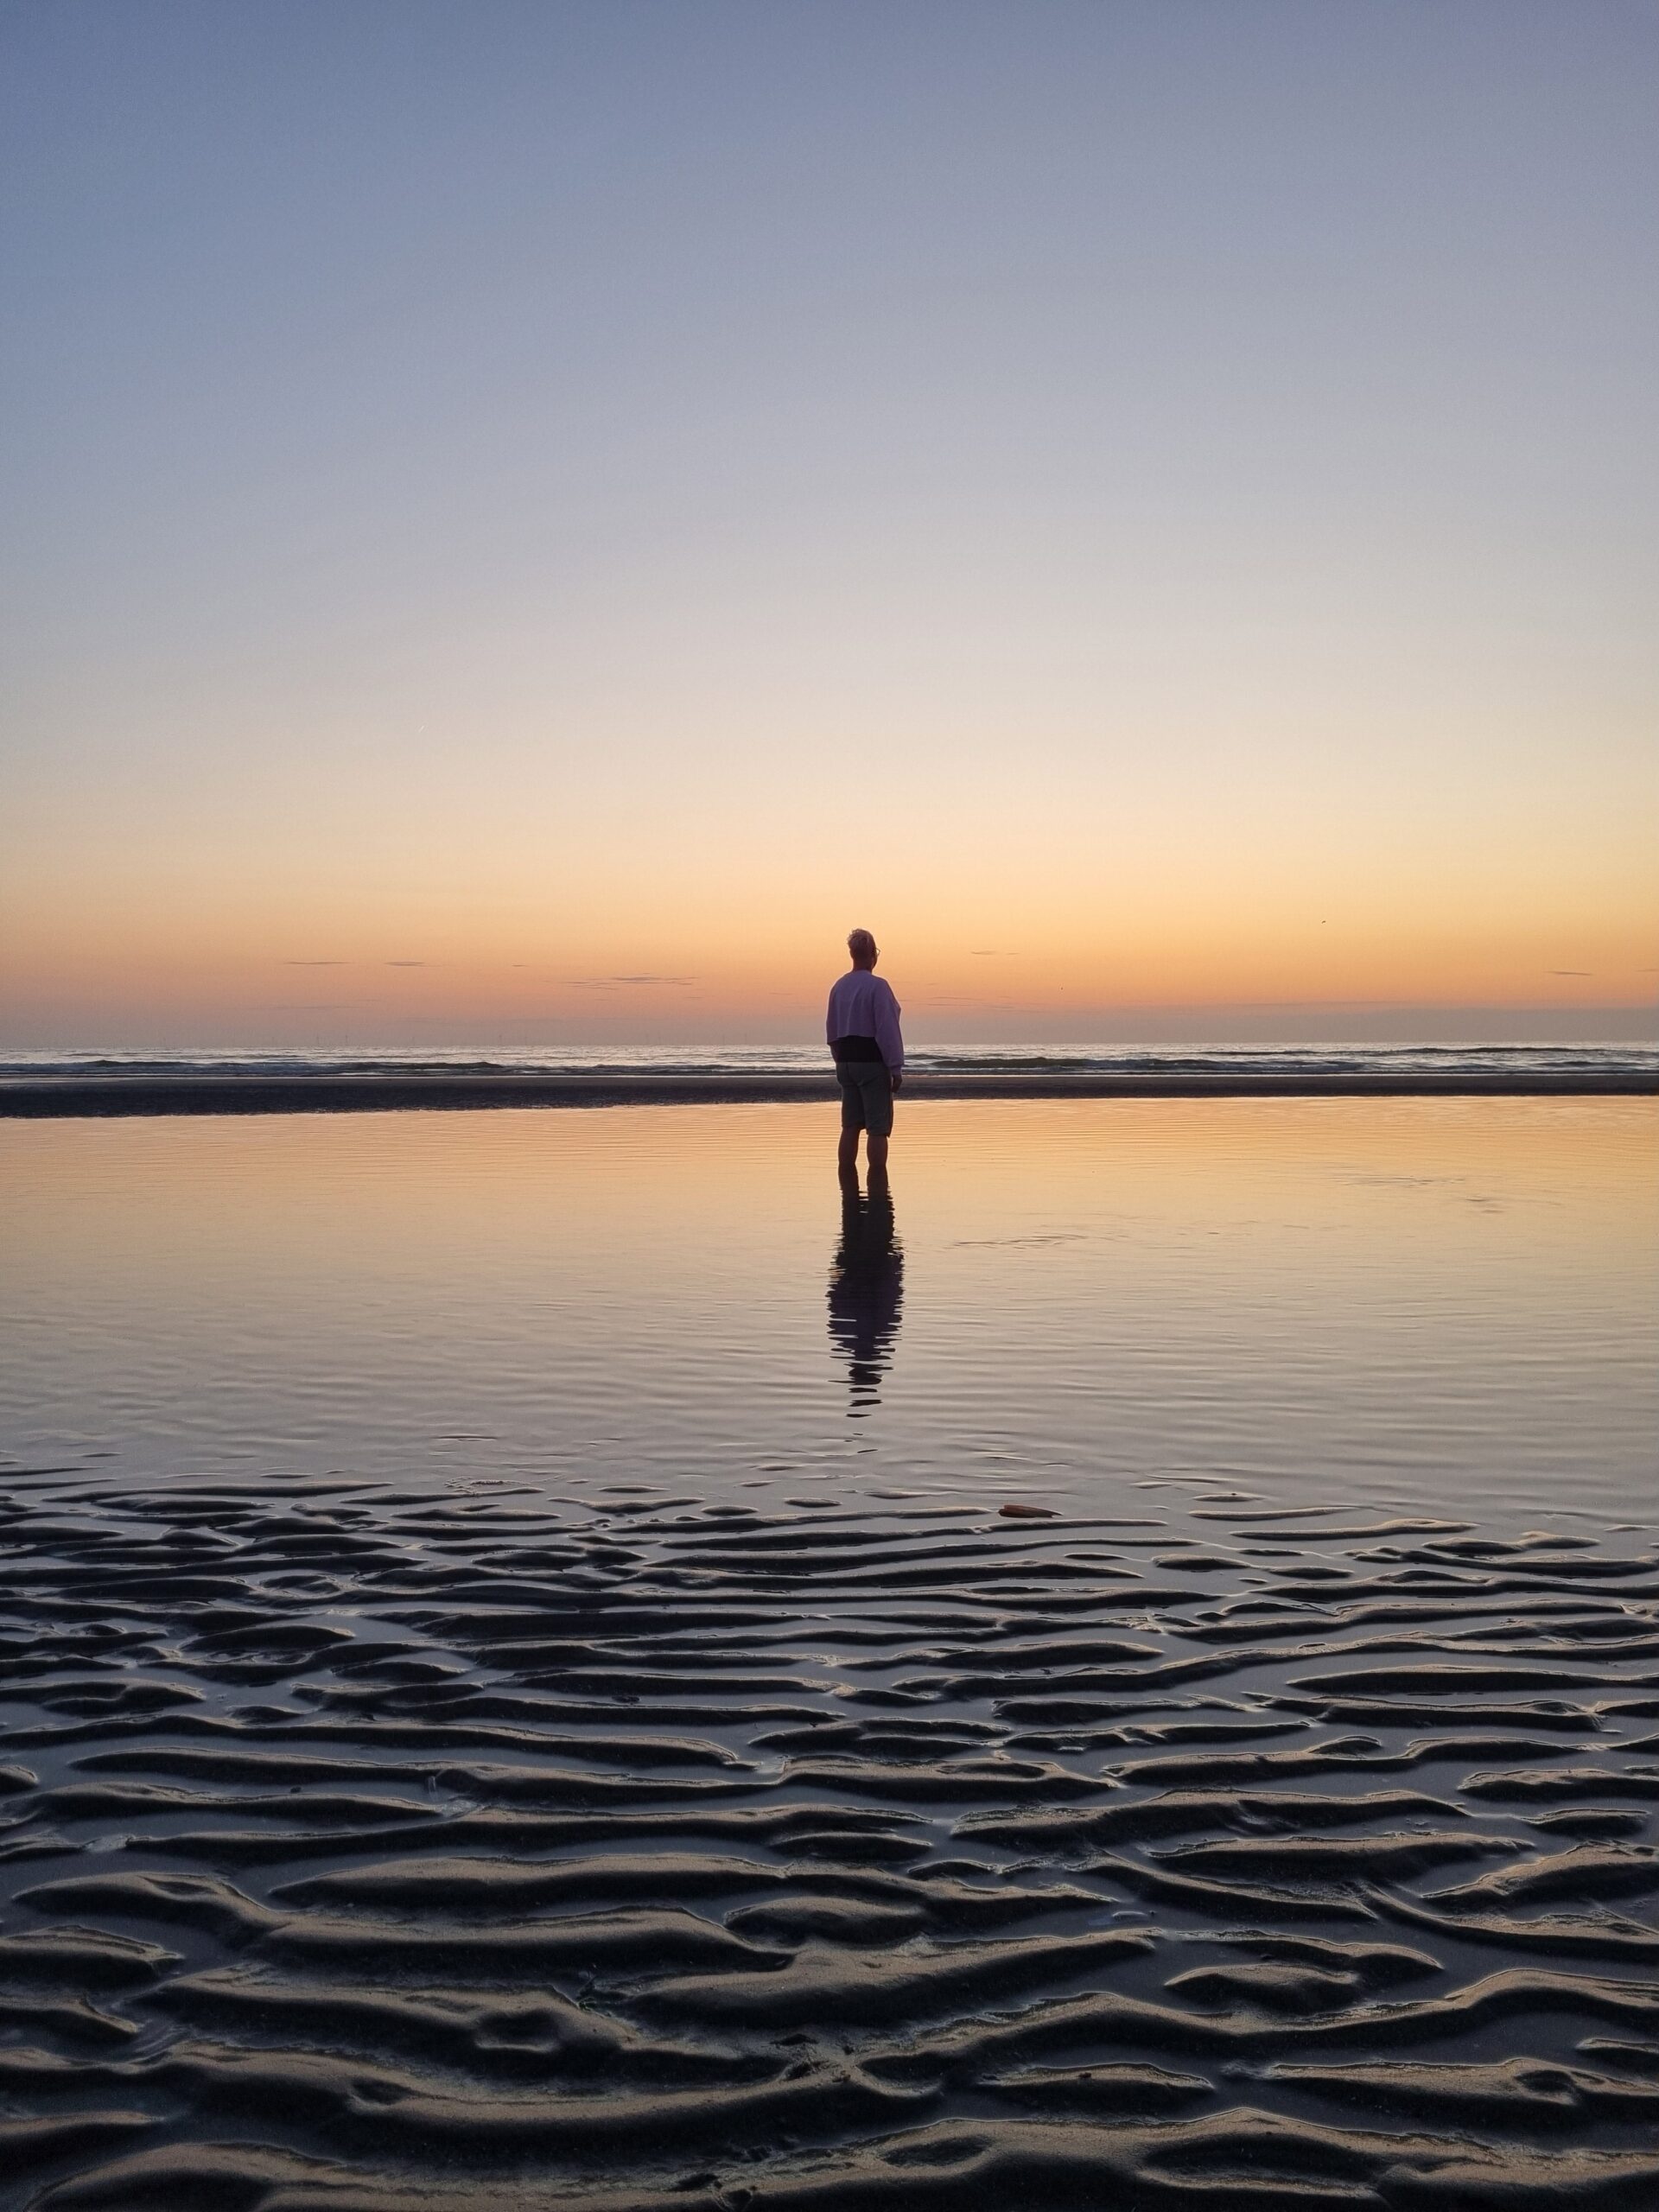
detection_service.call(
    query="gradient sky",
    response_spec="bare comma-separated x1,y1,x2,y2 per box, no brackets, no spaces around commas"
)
3,0,1655,1046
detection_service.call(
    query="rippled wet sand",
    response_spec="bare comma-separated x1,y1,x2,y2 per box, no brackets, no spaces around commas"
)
1,1102,1655,2205
4,1470,1659,2208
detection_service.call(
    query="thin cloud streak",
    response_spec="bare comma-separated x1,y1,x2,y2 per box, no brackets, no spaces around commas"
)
566,976,699,992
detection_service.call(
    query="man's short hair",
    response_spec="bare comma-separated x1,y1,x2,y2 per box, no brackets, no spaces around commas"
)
847,928,876,962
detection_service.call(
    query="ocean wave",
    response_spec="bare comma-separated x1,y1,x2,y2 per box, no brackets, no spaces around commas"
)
6,1041,1657,1083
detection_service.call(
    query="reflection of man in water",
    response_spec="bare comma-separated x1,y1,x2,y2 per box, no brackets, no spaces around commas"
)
827,1168,904,1413
826,928,904,1173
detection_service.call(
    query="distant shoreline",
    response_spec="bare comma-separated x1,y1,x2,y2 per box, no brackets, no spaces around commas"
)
3,1069,1654,1116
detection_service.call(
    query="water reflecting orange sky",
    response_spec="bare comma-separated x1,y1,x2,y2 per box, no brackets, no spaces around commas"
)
3,1099,1652,1522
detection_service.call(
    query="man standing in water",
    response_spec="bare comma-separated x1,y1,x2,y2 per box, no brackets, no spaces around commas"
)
827,928,904,1173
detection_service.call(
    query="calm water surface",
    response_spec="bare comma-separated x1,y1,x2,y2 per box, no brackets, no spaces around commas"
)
3,1098,1651,1522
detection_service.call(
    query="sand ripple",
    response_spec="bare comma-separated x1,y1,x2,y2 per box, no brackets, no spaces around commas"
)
2,1472,1657,2207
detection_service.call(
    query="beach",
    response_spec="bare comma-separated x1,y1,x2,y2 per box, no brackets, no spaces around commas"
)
10,0,1652,2198
3,1098,1656,2208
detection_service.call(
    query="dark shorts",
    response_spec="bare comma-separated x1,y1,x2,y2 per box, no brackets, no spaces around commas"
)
837,1061,894,1138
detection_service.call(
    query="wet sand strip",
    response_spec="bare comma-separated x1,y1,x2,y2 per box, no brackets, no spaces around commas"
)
2,1471,1657,2207
3,1069,1655,1116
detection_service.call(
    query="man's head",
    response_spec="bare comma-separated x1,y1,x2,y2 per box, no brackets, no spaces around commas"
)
847,928,878,970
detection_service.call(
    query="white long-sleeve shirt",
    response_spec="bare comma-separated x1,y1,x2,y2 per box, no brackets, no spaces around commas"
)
826,970,904,1072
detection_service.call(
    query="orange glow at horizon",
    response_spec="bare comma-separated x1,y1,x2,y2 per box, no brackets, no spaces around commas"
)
4,827,1653,1044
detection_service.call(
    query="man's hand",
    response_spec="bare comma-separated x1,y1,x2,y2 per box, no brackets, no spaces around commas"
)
890,1071,904,1093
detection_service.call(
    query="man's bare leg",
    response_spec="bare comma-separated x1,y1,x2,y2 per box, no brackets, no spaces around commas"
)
838,1128,861,1173
867,1132,889,1173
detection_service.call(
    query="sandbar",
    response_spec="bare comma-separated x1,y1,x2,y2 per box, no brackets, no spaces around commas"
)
3,1067,1654,1116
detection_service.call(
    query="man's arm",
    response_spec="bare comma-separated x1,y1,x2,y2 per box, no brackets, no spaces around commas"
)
875,984,904,1080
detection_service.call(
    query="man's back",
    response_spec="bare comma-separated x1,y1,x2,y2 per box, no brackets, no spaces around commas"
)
826,969,903,1069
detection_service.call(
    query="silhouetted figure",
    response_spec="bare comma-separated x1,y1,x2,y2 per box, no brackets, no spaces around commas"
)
827,927,904,1171
827,1166,904,1414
